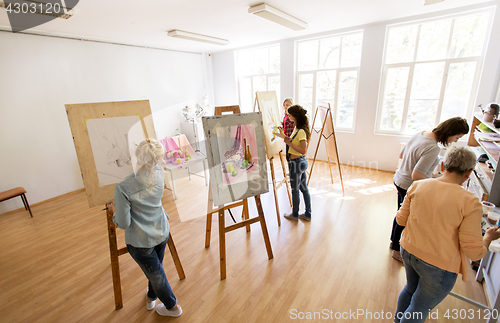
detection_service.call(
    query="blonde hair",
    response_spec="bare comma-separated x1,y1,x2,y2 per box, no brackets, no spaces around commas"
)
135,139,165,188
283,98,294,107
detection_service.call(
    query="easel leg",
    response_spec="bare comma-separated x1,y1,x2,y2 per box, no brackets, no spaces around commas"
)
205,212,212,248
167,234,186,280
218,209,227,280
106,206,123,310
243,199,250,232
279,151,292,207
327,157,334,183
254,195,273,260
269,157,281,226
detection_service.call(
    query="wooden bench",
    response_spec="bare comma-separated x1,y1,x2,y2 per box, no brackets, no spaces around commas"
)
0,187,33,217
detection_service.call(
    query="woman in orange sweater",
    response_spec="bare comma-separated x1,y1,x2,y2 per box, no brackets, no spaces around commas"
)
394,146,500,323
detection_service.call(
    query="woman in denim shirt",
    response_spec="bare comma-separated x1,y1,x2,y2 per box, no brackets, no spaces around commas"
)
275,105,312,222
111,139,182,317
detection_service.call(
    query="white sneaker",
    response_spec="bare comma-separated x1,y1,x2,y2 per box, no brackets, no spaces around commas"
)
146,290,156,310
156,304,183,317
147,299,156,311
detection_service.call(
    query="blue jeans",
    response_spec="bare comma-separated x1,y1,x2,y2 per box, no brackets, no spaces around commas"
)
390,183,407,251
127,237,177,310
394,247,457,323
288,156,311,217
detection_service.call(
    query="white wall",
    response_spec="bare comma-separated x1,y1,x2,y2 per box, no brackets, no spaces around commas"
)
0,32,207,213
211,2,500,172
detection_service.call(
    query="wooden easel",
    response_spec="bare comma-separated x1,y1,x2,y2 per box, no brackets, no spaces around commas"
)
253,94,292,226
308,102,345,196
106,203,185,309
65,100,186,309
204,105,273,280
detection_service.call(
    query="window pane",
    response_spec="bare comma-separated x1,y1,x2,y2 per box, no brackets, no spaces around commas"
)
239,77,252,113
298,73,314,117
337,71,357,128
410,62,445,100
253,75,267,93
406,100,438,133
416,20,451,61
315,71,336,128
298,40,319,71
319,37,340,70
380,67,410,131
254,48,269,74
386,25,418,64
440,62,476,122
269,46,280,73
450,13,489,58
317,71,336,102
268,76,280,103
341,33,363,68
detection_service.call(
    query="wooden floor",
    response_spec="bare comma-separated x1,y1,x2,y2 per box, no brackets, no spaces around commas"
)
0,160,490,323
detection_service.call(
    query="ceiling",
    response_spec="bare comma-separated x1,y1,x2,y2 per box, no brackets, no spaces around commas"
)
0,0,495,53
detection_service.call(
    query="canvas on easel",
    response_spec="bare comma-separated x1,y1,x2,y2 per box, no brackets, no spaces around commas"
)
202,107,273,280
253,91,292,225
202,112,268,206
254,91,284,158
65,100,156,208
308,102,345,196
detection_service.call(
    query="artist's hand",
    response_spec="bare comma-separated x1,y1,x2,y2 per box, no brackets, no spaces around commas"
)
484,227,500,248
274,126,286,138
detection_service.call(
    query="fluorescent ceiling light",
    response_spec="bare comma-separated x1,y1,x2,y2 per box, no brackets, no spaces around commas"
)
423,0,444,5
167,30,229,46
248,3,307,31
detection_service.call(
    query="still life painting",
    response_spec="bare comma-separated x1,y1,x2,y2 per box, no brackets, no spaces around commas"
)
203,112,268,206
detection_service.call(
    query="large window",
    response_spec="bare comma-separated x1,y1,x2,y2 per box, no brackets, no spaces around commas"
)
296,32,363,130
235,45,280,112
376,10,492,135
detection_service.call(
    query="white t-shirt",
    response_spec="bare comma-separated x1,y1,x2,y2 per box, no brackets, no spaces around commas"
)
393,132,440,190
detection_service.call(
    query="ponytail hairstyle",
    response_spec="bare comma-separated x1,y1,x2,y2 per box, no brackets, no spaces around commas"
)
287,104,311,141
134,139,165,189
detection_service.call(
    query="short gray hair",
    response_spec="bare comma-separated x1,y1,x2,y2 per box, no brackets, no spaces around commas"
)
443,146,476,174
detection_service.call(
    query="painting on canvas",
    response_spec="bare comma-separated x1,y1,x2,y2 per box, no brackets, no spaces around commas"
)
202,112,268,206
255,91,284,158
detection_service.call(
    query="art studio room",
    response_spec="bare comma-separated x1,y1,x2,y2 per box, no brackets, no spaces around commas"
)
2,0,500,322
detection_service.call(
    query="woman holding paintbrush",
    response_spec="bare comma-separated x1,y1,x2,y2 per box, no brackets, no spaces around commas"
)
275,104,312,222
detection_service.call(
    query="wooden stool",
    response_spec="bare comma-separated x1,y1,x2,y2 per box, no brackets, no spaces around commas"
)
0,187,33,217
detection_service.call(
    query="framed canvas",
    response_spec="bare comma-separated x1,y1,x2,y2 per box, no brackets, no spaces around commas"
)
202,112,268,206
255,91,285,158
66,100,156,208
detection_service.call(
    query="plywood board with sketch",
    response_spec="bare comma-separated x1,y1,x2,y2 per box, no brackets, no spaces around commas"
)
66,100,156,208
255,91,284,158
202,112,268,206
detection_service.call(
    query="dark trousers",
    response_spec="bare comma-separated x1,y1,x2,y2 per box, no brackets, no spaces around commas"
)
390,183,407,251
127,237,177,310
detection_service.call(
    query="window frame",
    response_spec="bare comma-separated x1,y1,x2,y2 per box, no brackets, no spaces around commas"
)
295,31,363,132
375,8,494,135
235,44,280,113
